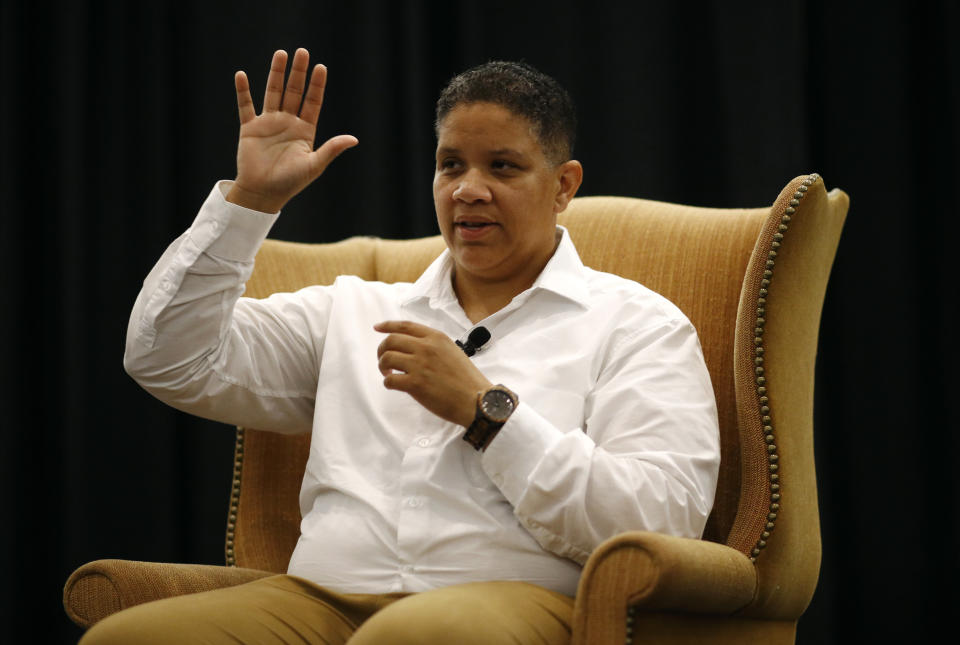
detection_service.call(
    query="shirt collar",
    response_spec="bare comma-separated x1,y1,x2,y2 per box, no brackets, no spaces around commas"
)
401,226,590,310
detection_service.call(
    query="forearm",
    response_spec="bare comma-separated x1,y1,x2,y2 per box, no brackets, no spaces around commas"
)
124,182,318,433
481,319,721,564
481,409,716,565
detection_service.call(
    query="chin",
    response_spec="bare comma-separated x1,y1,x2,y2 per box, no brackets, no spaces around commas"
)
453,251,504,275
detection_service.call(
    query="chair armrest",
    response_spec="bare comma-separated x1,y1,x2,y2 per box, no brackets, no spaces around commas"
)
63,559,275,629
571,531,757,645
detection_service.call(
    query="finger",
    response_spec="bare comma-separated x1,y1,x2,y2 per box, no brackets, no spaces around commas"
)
307,134,359,178
234,71,256,124
373,320,433,337
381,371,429,397
299,64,328,125
263,49,288,112
378,350,415,378
382,372,410,392
281,47,310,114
376,333,421,359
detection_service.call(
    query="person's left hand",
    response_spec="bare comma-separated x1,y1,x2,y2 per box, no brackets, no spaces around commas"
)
374,321,492,427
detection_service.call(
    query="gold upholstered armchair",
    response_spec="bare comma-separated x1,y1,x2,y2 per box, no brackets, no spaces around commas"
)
64,173,848,644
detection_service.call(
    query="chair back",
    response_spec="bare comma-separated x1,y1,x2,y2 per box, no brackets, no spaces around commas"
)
228,175,847,617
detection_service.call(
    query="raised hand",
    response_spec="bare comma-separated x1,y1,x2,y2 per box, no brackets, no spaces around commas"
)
227,48,358,213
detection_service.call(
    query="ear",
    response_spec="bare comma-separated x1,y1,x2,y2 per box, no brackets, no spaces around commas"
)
553,160,583,214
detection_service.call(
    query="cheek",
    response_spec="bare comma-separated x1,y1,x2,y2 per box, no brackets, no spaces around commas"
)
432,181,446,215
433,175,454,206
433,186,454,238
513,185,557,222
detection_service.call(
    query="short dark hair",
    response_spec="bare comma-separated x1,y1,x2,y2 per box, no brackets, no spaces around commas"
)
435,61,577,165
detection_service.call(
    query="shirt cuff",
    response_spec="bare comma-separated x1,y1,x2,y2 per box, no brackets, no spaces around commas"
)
188,181,280,262
480,402,563,505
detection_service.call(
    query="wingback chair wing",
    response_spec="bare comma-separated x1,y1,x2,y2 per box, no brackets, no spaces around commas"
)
64,173,848,644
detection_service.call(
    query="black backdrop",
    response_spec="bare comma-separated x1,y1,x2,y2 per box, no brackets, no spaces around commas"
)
2,1,957,642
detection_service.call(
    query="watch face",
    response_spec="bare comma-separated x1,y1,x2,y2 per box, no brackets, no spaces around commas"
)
481,389,515,422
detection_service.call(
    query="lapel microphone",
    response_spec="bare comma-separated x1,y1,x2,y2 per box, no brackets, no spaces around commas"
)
456,326,491,357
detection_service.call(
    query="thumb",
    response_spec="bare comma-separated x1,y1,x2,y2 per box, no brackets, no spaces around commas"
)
310,134,359,176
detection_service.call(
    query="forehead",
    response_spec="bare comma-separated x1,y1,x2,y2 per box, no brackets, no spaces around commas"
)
436,102,543,155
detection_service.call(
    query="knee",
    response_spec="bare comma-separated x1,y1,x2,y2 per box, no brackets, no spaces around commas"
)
351,598,487,645
79,607,164,645
76,592,225,645
349,581,573,645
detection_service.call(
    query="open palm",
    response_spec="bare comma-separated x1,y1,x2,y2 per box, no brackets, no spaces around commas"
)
229,48,358,213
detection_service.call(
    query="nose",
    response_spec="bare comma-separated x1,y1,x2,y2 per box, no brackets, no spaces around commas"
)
452,169,491,203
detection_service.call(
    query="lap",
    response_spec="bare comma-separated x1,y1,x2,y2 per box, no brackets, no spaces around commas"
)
79,575,573,645
79,575,390,645
351,580,574,645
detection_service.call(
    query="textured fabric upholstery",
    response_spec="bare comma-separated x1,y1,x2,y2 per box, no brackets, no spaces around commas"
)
63,560,274,629
64,175,847,644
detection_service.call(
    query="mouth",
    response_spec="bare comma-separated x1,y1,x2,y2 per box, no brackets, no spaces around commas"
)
453,220,498,240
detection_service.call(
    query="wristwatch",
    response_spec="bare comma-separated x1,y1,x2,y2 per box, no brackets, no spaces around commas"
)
463,384,518,452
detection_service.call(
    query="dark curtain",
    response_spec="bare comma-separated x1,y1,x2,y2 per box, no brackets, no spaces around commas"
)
2,1,956,642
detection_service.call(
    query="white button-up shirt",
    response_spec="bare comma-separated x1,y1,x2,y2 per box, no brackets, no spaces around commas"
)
124,183,721,596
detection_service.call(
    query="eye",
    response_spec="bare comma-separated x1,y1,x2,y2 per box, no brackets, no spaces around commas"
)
438,158,463,172
491,159,518,172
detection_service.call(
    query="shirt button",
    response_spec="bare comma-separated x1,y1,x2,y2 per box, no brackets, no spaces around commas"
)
406,497,422,508
416,437,430,448
493,475,504,487
400,564,414,573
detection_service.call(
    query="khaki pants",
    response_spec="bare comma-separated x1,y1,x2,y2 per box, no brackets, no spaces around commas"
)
79,574,575,644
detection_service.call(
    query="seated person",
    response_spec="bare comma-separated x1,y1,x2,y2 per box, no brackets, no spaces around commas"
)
83,48,720,645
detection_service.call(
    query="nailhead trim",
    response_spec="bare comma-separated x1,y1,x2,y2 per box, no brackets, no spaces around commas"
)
748,172,819,564
620,173,822,636
225,427,245,567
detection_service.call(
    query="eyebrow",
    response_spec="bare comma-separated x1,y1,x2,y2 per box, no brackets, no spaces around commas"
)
435,146,527,157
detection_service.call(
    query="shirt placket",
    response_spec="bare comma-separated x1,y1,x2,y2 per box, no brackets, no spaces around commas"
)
394,423,439,590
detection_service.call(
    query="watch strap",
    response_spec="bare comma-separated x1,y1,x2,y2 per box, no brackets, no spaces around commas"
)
463,385,517,452
463,414,503,451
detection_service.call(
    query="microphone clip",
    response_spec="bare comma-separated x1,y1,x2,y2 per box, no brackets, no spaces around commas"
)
457,326,491,357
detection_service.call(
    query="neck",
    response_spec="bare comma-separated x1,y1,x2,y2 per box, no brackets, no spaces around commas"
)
453,253,555,324
454,273,532,324
452,230,562,323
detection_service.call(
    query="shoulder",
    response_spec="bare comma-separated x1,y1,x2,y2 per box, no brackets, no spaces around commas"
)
325,274,415,303
253,275,412,308
572,269,709,383
580,266,689,329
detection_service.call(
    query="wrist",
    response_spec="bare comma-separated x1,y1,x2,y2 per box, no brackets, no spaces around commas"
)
463,384,518,452
457,378,493,428
225,182,286,214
